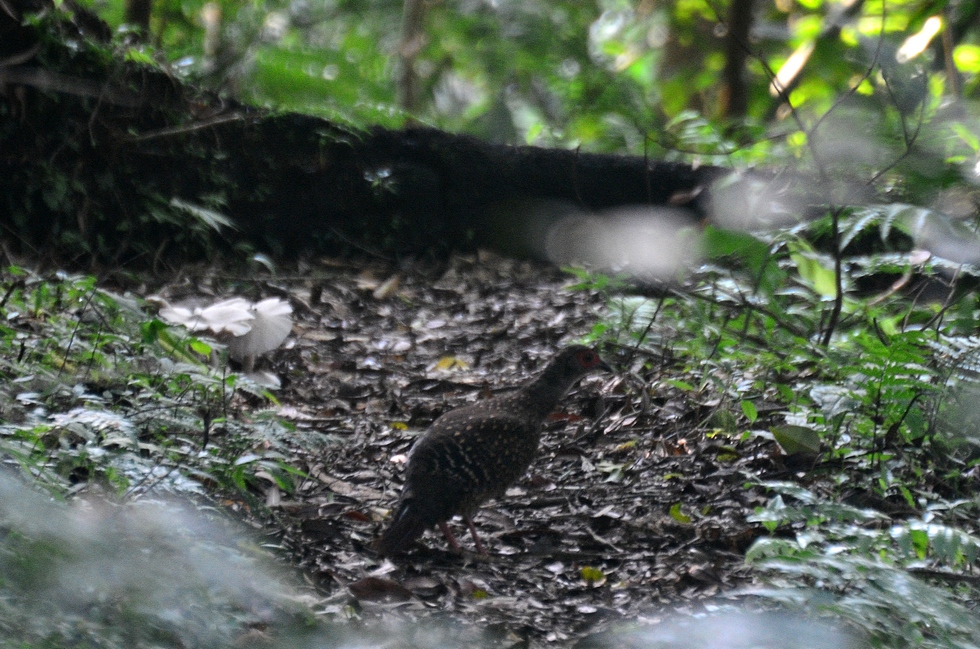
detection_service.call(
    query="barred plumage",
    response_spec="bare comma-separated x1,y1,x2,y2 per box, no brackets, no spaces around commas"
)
377,345,611,555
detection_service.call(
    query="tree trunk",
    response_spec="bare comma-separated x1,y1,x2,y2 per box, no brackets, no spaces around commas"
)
124,0,151,37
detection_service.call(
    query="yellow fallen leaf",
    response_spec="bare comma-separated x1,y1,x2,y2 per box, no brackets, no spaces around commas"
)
580,566,606,586
436,356,470,371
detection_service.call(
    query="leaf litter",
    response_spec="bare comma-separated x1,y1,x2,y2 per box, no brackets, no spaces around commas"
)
193,250,780,647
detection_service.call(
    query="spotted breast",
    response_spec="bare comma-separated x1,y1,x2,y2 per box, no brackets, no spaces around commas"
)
376,345,611,555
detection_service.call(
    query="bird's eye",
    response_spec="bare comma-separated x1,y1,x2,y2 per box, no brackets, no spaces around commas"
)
579,350,598,367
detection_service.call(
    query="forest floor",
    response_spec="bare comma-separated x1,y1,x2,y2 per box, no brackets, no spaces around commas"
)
193,252,783,647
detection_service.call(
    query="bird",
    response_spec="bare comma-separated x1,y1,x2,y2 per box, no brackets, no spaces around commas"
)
377,345,611,556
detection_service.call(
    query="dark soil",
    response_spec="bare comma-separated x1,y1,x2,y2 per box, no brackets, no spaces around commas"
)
206,252,778,647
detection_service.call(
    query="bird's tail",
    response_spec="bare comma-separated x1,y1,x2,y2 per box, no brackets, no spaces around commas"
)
376,499,429,556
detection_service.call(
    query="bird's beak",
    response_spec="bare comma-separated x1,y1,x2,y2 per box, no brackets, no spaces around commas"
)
598,358,613,373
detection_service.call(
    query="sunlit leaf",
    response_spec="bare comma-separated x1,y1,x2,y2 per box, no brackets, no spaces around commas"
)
954,44,980,73
189,339,212,356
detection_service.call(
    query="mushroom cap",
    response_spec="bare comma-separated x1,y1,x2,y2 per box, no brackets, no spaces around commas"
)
157,296,293,360
159,297,255,336
225,298,293,361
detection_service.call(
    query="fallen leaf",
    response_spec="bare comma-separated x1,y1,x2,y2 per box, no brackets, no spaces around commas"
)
403,576,445,598
772,424,821,456
348,577,413,602
435,355,469,370
580,566,606,587
372,275,401,299
669,502,692,524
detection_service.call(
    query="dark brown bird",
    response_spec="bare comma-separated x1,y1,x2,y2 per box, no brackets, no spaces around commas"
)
377,345,611,555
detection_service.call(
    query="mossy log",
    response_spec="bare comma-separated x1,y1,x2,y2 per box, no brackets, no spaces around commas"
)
0,0,733,270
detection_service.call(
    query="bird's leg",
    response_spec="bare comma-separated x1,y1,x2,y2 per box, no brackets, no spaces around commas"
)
439,522,463,551
465,517,488,555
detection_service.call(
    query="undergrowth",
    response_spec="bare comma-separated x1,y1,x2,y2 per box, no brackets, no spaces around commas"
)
0,264,341,647
574,206,980,647
0,266,305,503
5,3,980,647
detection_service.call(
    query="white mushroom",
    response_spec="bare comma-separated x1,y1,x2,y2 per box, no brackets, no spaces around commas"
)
155,296,293,373
225,298,294,370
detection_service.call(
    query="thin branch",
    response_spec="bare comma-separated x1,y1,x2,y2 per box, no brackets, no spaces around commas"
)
0,66,142,107
120,113,250,142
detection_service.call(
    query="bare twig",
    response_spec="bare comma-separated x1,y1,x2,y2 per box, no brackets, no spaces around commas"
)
0,66,142,107
119,112,250,142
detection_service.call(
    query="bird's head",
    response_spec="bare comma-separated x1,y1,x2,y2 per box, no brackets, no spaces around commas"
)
557,345,613,378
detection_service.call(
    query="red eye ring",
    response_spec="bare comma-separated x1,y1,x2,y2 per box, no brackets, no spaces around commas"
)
578,350,598,367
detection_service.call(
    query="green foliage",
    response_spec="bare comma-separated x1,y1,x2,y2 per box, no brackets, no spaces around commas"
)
0,266,306,504
70,0,980,154
571,62,980,633
745,483,980,649
0,365,320,643
749,553,980,649
16,0,980,642
0,4,261,268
